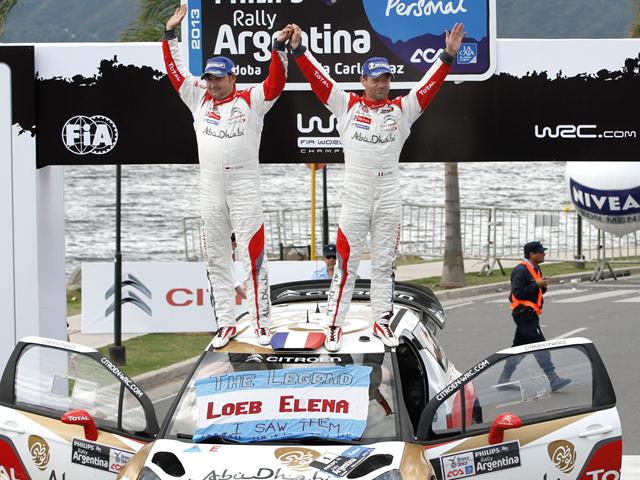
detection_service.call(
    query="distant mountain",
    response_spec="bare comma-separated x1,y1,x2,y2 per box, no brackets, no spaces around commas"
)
0,0,636,43
1,0,139,42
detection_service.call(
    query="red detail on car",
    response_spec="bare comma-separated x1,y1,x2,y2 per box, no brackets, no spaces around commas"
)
0,438,29,479
488,412,522,445
578,438,622,479
61,409,98,441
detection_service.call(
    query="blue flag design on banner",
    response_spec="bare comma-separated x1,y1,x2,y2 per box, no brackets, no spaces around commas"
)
194,365,372,443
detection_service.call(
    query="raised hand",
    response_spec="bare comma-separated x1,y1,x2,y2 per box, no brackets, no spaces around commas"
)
289,24,303,49
166,4,187,31
445,22,466,57
275,24,293,43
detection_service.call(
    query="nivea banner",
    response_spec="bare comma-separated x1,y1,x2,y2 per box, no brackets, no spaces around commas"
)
567,162,640,236
187,0,496,85
194,365,372,443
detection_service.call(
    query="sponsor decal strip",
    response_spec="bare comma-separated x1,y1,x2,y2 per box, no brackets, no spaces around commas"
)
441,441,521,479
71,438,134,474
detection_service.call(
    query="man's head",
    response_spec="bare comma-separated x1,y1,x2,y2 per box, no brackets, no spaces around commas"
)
322,244,337,268
201,56,237,100
361,57,393,101
524,241,547,264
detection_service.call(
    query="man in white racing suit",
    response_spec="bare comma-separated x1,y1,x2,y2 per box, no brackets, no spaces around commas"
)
163,6,291,348
289,23,465,351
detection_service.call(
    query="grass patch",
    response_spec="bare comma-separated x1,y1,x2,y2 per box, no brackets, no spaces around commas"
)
98,333,212,378
407,261,640,291
67,288,82,316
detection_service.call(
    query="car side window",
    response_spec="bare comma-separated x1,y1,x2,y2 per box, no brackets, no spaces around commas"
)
432,346,593,437
14,345,147,433
396,341,428,432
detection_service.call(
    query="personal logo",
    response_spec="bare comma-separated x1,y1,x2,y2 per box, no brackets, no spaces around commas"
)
457,43,478,64
28,435,50,470
275,447,321,471
548,440,577,473
62,115,118,155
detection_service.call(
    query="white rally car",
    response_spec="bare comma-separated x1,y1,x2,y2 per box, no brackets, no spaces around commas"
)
0,280,622,480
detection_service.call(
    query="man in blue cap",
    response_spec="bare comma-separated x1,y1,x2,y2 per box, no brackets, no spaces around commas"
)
163,6,292,348
311,244,337,280
497,241,571,392
288,23,465,351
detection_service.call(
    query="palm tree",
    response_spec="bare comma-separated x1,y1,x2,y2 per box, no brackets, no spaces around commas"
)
121,0,179,42
0,0,18,39
632,0,640,37
440,162,466,288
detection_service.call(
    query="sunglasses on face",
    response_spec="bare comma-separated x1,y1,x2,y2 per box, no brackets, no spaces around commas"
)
325,255,337,259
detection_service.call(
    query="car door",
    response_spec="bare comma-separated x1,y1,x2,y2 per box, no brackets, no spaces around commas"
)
0,337,159,480
417,338,621,480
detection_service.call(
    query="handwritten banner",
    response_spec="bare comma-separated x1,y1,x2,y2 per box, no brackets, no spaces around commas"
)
194,365,372,443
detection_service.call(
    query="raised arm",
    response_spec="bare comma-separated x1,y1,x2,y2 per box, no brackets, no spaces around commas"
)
250,26,291,116
401,23,465,124
162,5,205,113
289,24,352,118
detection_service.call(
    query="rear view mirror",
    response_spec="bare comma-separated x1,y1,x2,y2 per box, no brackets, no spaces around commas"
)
488,412,522,445
61,409,98,441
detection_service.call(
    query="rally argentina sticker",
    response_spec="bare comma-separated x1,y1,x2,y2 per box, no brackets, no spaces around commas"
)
441,441,521,479
71,438,133,474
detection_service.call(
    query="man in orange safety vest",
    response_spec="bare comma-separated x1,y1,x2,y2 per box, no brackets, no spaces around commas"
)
497,241,571,392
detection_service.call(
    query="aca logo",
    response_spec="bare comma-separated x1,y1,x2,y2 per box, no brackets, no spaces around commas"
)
62,115,118,155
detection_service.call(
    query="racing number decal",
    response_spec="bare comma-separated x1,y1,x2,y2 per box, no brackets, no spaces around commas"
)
0,435,29,480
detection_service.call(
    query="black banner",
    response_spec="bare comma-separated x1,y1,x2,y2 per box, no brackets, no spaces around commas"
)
0,46,36,136
31,48,640,167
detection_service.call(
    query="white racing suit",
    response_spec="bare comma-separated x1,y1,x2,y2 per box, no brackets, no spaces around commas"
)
163,30,288,329
293,46,452,328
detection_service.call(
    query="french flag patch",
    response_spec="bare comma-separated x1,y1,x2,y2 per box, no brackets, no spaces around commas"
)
271,331,326,351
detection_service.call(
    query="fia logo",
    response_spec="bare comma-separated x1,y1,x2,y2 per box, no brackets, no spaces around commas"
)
62,115,118,155
457,43,477,65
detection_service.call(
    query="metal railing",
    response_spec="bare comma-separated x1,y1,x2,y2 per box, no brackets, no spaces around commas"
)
184,203,640,264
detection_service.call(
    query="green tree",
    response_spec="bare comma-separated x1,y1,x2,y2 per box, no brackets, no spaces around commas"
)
0,0,18,38
121,0,179,42
632,0,640,37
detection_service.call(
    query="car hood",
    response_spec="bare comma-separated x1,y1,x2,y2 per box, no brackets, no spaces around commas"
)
142,440,432,479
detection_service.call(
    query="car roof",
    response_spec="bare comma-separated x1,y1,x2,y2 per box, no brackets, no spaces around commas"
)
211,280,443,355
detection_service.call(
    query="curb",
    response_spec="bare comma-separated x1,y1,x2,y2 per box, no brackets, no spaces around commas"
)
433,266,640,303
133,355,200,391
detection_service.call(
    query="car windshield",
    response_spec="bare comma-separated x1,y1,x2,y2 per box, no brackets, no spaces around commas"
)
165,352,398,444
